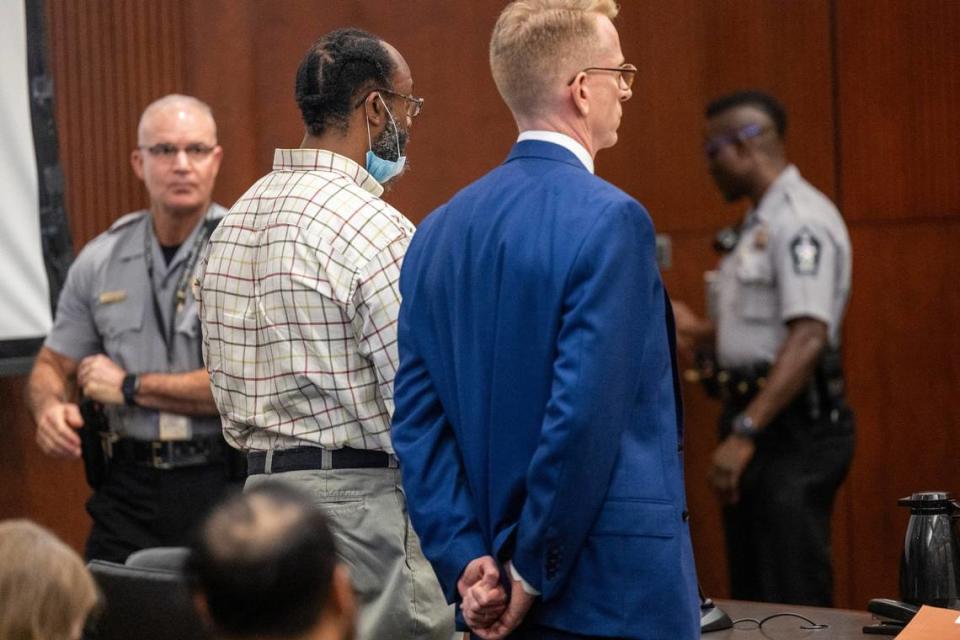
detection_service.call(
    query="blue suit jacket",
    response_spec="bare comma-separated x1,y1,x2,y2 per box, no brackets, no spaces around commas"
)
392,140,700,638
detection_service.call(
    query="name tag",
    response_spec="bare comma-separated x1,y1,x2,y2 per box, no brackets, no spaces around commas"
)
98,290,127,305
158,413,192,441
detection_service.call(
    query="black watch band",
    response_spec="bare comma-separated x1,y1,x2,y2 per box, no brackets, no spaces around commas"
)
122,373,140,406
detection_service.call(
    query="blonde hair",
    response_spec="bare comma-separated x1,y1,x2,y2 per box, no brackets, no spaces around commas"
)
490,0,619,117
0,520,99,640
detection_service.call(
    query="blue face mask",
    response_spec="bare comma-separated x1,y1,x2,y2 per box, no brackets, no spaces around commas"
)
365,95,406,184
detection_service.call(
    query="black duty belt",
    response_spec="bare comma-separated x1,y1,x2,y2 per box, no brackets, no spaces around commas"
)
107,435,227,470
247,447,398,475
684,359,770,402
714,364,770,402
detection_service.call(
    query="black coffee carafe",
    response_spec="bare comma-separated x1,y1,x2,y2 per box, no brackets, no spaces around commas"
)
898,491,960,609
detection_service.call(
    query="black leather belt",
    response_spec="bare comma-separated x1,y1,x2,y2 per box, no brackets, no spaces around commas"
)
247,447,397,475
108,435,227,469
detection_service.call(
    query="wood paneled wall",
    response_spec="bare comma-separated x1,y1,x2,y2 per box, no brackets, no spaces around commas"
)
2,0,957,612
47,0,184,247
833,0,960,607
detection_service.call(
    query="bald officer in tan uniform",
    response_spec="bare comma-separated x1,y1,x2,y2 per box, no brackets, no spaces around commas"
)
674,90,854,607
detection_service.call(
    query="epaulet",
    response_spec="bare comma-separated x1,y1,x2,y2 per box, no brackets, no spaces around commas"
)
107,210,148,232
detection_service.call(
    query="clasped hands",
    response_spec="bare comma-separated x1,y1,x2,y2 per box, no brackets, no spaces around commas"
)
458,556,536,639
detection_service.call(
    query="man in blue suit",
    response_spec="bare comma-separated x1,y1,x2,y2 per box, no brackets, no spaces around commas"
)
391,1,700,638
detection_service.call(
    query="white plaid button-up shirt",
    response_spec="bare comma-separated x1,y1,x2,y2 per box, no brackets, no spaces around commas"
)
196,149,414,453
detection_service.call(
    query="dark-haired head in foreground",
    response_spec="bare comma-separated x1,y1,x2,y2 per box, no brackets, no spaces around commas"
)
703,90,789,203
187,483,355,640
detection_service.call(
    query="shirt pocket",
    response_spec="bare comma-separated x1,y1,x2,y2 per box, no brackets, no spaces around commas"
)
93,296,146,367
734,249,777,321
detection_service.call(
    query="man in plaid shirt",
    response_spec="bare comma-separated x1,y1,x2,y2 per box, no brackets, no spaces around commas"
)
196,29,452,640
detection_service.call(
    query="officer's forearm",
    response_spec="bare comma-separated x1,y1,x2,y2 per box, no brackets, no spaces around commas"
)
26,347,78,419
743,318,827,430
686,317,716,347
134,369,218,416
671,300,716,347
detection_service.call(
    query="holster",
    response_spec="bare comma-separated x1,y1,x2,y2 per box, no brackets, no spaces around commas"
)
78,399,110,490
810,347,851,424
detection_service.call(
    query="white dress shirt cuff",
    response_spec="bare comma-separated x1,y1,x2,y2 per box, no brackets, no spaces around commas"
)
508,561,541,596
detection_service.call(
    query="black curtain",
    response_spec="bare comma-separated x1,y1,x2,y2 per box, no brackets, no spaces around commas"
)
0,0,73,372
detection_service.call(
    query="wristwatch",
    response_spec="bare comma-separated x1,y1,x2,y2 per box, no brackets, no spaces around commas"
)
731,412,759,440
122,373,140,406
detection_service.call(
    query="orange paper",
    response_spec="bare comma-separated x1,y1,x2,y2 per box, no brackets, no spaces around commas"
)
896,605,960,639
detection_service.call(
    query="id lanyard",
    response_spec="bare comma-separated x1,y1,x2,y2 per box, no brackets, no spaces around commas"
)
143,216,217,368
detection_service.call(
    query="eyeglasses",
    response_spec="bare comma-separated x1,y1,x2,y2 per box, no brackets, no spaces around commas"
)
568,64,638,90
356,88,424,118
140,143,217,161
380,89,424,118
703,123,767,159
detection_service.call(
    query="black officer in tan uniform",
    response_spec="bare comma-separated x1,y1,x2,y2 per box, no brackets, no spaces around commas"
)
27,94,238,562
674,91,854,606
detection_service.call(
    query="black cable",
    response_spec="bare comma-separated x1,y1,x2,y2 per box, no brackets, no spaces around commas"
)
732,612,829,631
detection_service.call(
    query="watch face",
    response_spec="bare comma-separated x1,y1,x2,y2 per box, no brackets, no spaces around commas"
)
733,414,756,438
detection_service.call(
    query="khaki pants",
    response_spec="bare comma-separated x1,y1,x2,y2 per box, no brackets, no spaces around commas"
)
246,467,455,640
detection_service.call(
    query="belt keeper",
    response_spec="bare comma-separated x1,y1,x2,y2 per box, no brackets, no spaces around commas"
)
321,448,333,470
264,449,274,474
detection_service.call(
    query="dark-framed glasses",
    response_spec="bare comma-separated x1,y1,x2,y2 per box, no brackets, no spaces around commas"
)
568,64,638,89
140,143,217,161
703,123,767,159
356,88,425,118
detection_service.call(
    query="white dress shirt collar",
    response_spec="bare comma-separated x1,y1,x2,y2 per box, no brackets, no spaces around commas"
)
517,130,595,174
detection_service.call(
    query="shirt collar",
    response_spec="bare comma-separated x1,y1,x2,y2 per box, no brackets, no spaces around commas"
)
758,165,800,212
516,130,594,174
745,164,801,225
272,148,384,197
117,205,219,263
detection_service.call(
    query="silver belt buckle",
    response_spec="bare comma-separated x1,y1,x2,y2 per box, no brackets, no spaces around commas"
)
157,440,215,469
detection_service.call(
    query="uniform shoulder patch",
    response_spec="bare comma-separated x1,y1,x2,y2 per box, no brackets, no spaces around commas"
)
790,227,822,276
